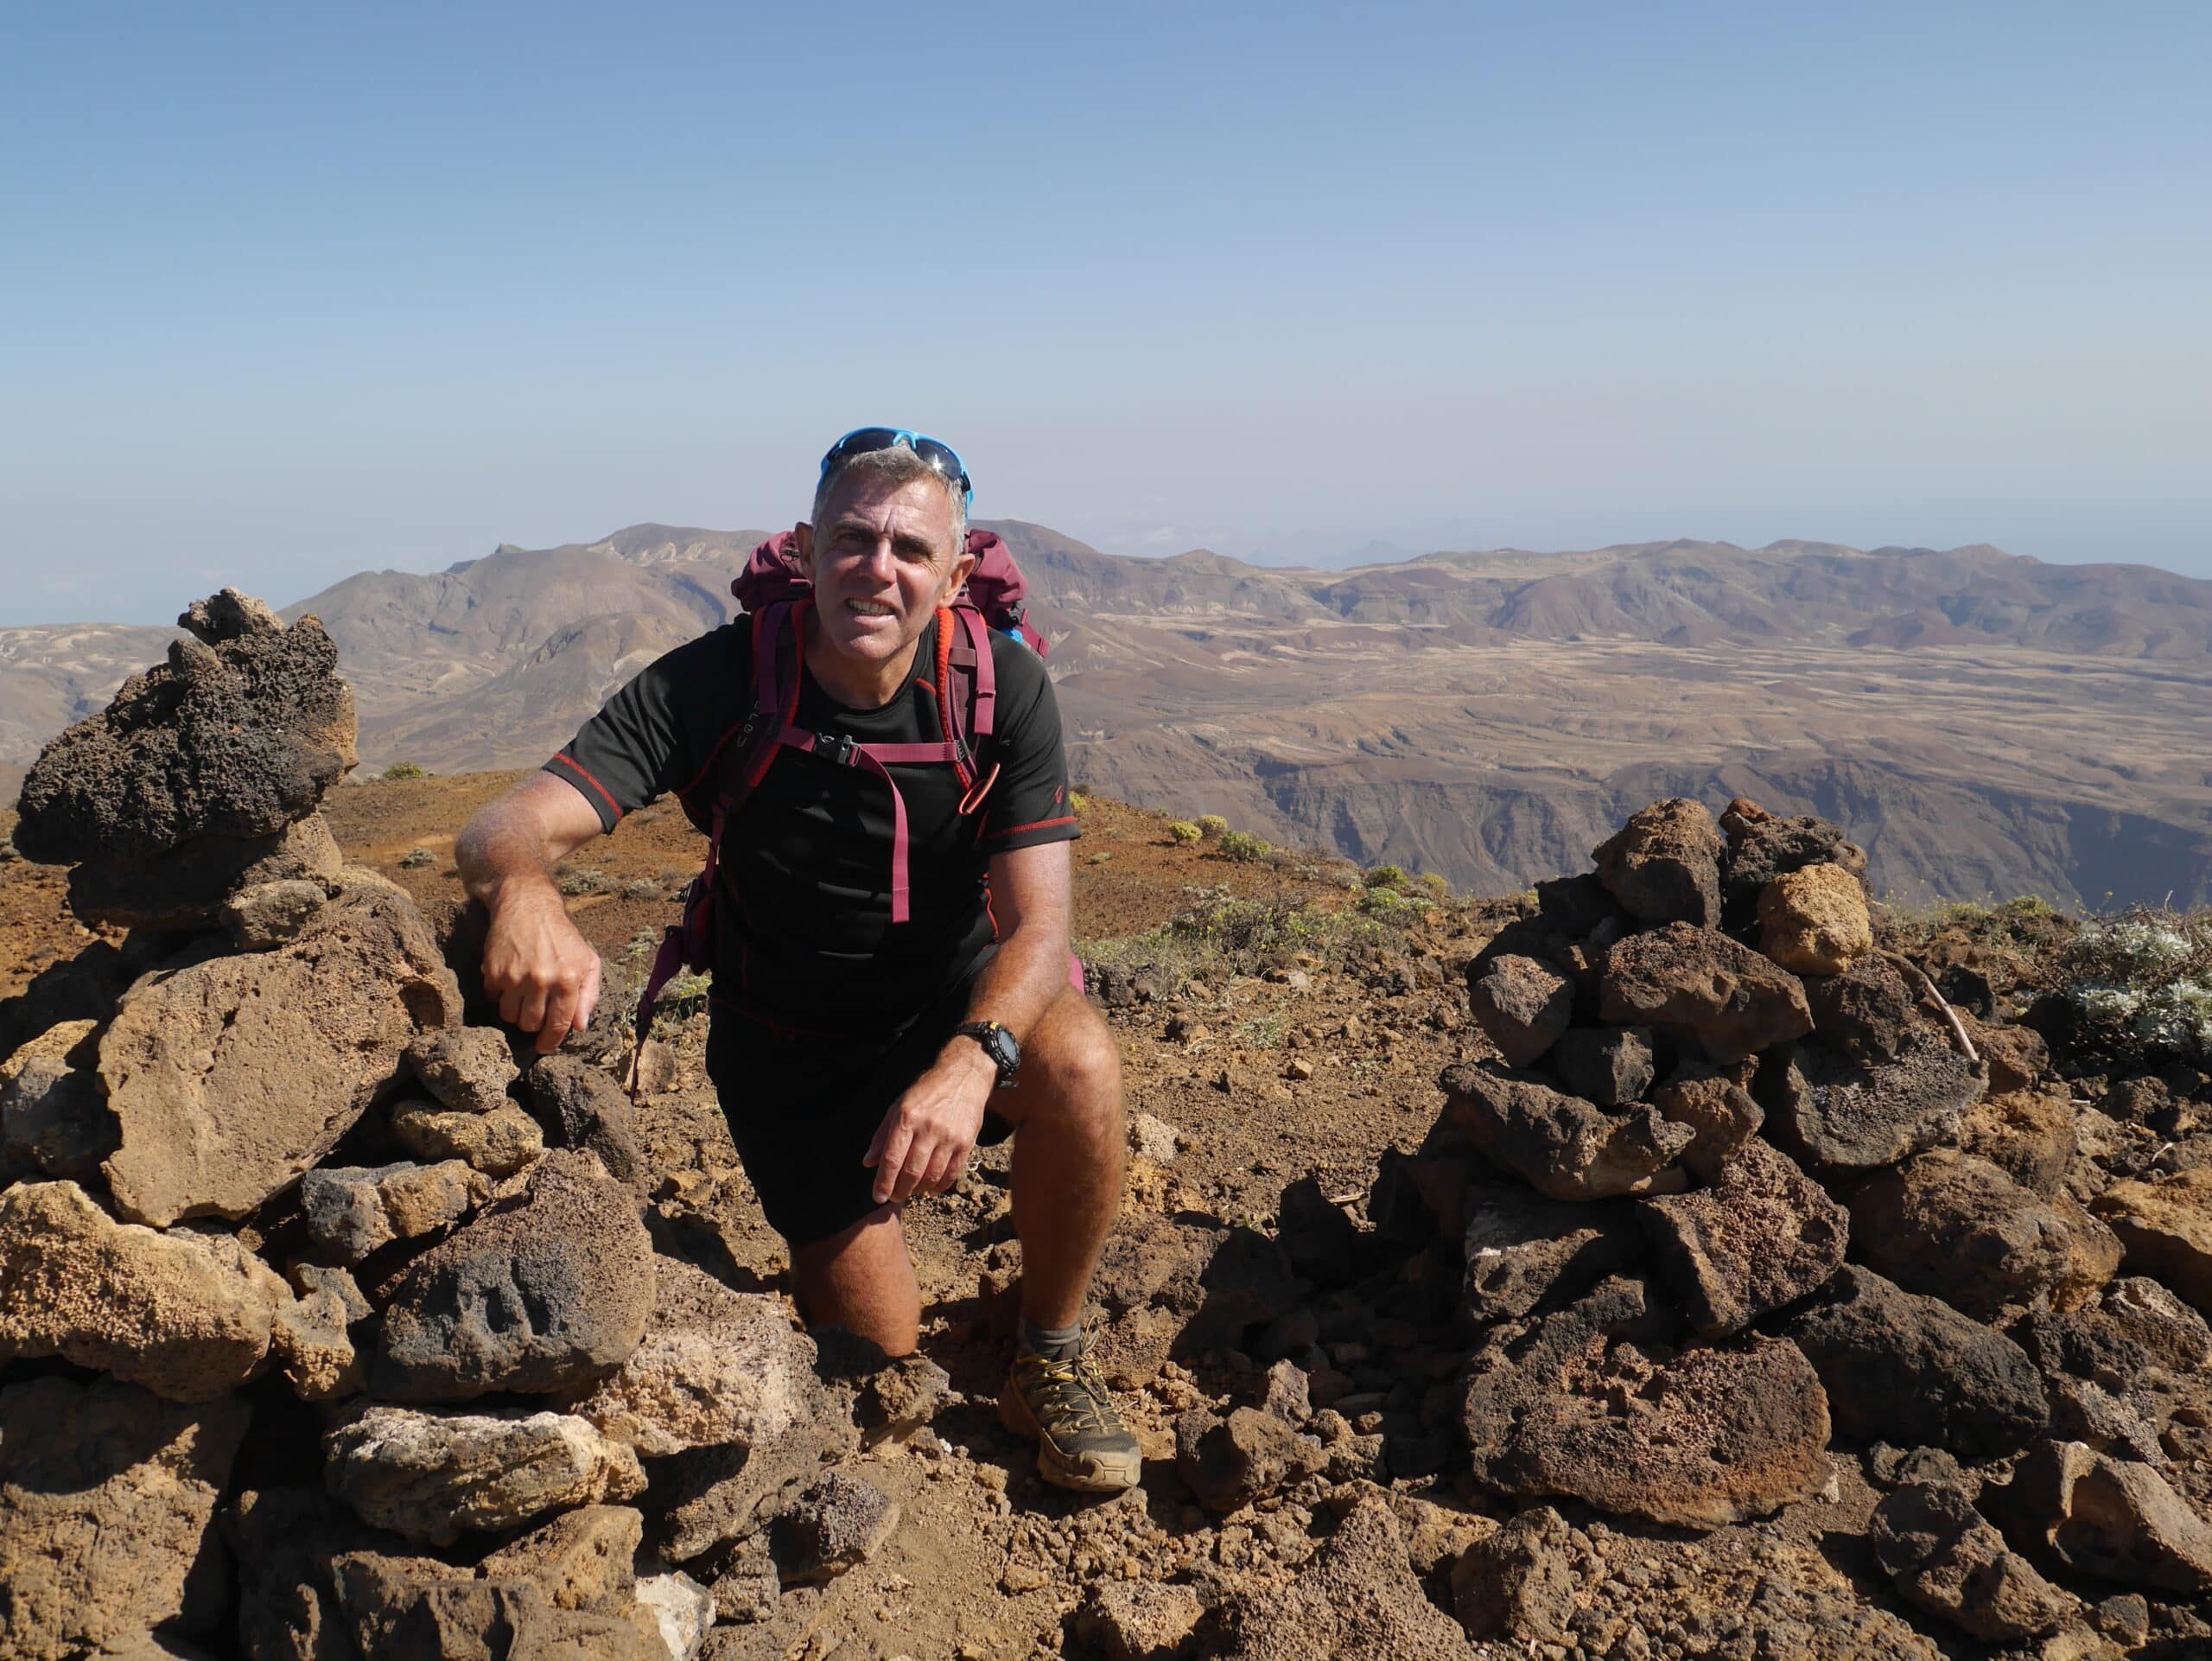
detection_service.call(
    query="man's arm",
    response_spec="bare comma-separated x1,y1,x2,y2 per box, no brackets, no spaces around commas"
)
863,839,1073,1204
456,772,609,1053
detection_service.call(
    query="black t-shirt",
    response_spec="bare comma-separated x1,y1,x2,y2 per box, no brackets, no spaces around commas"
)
543,612,1078,1029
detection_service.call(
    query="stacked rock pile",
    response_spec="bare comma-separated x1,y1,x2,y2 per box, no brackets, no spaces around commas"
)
1151,797,2212,1657
0,595,929,1661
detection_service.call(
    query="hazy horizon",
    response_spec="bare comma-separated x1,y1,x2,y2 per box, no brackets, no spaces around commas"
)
3,4,2207,627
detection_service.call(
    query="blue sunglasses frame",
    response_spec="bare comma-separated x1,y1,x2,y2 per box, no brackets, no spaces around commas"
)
819,426,973,506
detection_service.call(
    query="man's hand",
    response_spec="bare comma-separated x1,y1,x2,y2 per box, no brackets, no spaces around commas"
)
864,1041,996,1205
480,878,603,1054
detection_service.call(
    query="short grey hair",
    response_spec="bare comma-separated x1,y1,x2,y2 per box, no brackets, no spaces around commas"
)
810,443,968,556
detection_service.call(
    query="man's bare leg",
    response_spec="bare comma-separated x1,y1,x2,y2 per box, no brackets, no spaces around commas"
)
791,1206,920,1358
990,985,1126,1327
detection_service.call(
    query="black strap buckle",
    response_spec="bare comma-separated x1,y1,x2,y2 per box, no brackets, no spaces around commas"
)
815,731,857,767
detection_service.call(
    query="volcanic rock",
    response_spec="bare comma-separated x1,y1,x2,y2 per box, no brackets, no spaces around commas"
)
300,1159,483,1263
475,1504,641,1613
270,1270,364,1401
219,875,331,948
1175,1407,1325,1512
1721,809,1865,932
1599,922,1813,1063
1650,1057,1765,1177
563,1257,821,1456
99,881,461,1225
1078,1581,1209,1661
1851,1151,2124,1320
1872,1481,2077,1642
1450,1504,1576,1643
2092,1168,2212,1314
1961,1013,2051,1094
528,1053,647,1191
1463,1275,1832,1526
1959,1089,2078,1196
1801,953,1918,1064
1465,954,1573,1066
1638,1136,1847,1335
1765,1030,1986,1170
1550,1024,1654,1107
634,1570,715,1659
1781,1266,2050,1458
404,1026,519,1115
327,1551,664,1658
1440,1062,1693,1200
1996,1440,2212,1592
1758,863,1873,975
229,1485,413,1661
373,1148,655,1402
323,1405,647,1546
1218,1495,1469,1661
0,1378,250,1661
1,1020,112,1181
1275,1173,1371,1287
69,816,345,932
0,1179,289,1400
779,1469,900,1585
1592,797,1724,927
390,1098,544,1177
1462,1181,1644,1324
1535,869,1629,935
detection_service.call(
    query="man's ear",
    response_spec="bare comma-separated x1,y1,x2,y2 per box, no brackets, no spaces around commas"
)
947,539,977,599
792,522,814,574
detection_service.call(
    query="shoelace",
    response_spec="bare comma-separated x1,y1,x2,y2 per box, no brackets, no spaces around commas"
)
1020,1352,1119,1437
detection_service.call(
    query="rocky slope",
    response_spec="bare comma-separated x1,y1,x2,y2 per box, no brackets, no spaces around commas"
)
7,600,2212,1658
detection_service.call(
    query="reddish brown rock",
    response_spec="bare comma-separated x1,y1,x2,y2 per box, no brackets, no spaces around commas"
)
2092,1168,2212,1315
1996,1440,2212,1593
1639,1138,1847,1336
1958,1090,2078,1197
1441,1062,1692,1201
1872,1482,2077,1642
1465,954,1573,1067
1592,798,1724,928
1766,1030,1986,1170
1758,864,1873,975
1650,1058,1765,1177
1599,923,1813,1063
1550,1025,1656,1107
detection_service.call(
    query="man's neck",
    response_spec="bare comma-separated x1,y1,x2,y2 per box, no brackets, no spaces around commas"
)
803,609,925,710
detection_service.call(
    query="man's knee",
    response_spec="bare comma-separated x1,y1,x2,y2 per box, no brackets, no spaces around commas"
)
1016,992,1121,1130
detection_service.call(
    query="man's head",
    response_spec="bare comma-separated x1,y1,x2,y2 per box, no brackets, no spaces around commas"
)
797,436,976,678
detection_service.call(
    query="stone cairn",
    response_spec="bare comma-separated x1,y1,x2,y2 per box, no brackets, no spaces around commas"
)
0,595,926,1660
1122,796,2212,1656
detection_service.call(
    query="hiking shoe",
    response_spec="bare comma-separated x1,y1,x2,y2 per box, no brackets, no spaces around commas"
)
1000,1348,1142,1493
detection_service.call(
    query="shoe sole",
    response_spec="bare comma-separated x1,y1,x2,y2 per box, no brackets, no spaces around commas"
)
999,1384,1143,1493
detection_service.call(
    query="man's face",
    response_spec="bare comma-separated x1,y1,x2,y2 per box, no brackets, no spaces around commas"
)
801,473,972,670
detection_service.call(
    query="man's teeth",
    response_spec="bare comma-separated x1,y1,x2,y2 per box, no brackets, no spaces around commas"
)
849,601,895,616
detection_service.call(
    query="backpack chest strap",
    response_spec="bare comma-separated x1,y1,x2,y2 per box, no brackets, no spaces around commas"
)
779,727,968,924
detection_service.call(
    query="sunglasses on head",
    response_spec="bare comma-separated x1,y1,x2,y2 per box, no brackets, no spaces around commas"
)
818,427,972,506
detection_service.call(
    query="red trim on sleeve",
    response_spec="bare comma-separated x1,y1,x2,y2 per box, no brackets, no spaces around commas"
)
550,753,624,822
982,814,1077,843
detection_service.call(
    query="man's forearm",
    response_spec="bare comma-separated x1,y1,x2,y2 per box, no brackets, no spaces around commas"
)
455,796,563,908
963,922,1071,1050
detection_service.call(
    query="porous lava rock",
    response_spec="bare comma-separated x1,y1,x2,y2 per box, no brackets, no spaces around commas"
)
404,1025,520,1115
323,1405,647,1546
2092,1168,2212,1314
1550,1024,1655,1107
1638,1136,1847,1336
1,1020,112,1181
220,875,332,948
1598,922,1813,1063
1720,806,1866,932
1463,1276,1833,1527
1592,797,1724,927
1175,1407,1326,1512
1994,1440,2212,1593
1781,1266,2050,1458
1465,953,1574,1066
373,1149,655,1402
0,1378,251,1661
327,1551,664,1658
1077,1581,1209,1661
13,592,354,865
1957,1088,2078,1196
1462,1182,1644,1324
528,1052,647,1191
99,881,461,1225
474,1504,642,1613
1218,1494,1470,1661
1871,1480,2077,1642
300,1159,483,1263
229,1484,413,1661
1801,953,1918,1064
67,815,344,932
0,1179,289,1401
1764,1030,1987,1170
1649,1057,1765,1177
562,1257,823,1456
1450,1504,1575,1643
1851,1151,2123,1320
1758,863,1873,975
779,1469,900,1585
390,1098,544,1177
1440,1061,1693,1200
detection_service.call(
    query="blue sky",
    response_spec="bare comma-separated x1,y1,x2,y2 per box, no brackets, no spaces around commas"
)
2,3,2207,624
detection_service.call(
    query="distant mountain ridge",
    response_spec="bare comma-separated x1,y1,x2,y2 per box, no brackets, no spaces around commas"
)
7,522,2209,907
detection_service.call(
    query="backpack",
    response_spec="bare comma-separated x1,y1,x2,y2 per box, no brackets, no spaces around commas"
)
627,529,1050,1079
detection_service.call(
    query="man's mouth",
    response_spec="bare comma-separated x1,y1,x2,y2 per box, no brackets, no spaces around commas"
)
847,599,896,619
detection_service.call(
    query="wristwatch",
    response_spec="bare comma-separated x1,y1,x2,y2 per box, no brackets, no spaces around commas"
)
953,1020,1021,1089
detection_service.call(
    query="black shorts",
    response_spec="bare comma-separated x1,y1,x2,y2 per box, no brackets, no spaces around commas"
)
704,951,1015,1248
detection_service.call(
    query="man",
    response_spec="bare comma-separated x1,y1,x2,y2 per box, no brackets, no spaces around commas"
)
454,429,1141,1493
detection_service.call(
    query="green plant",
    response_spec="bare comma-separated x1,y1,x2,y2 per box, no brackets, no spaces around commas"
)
1168,821,1202,844
2058,907,2212,1061
556,867,607,896
1418,871,1451,899
380,761,429,782
1217,830,1271,863
1363,864,1407,891
1069,791,1090,816
1196,814,1230,840
397,847,435,869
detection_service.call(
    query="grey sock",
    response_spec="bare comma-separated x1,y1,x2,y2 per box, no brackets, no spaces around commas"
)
1019,1319,1084,1362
